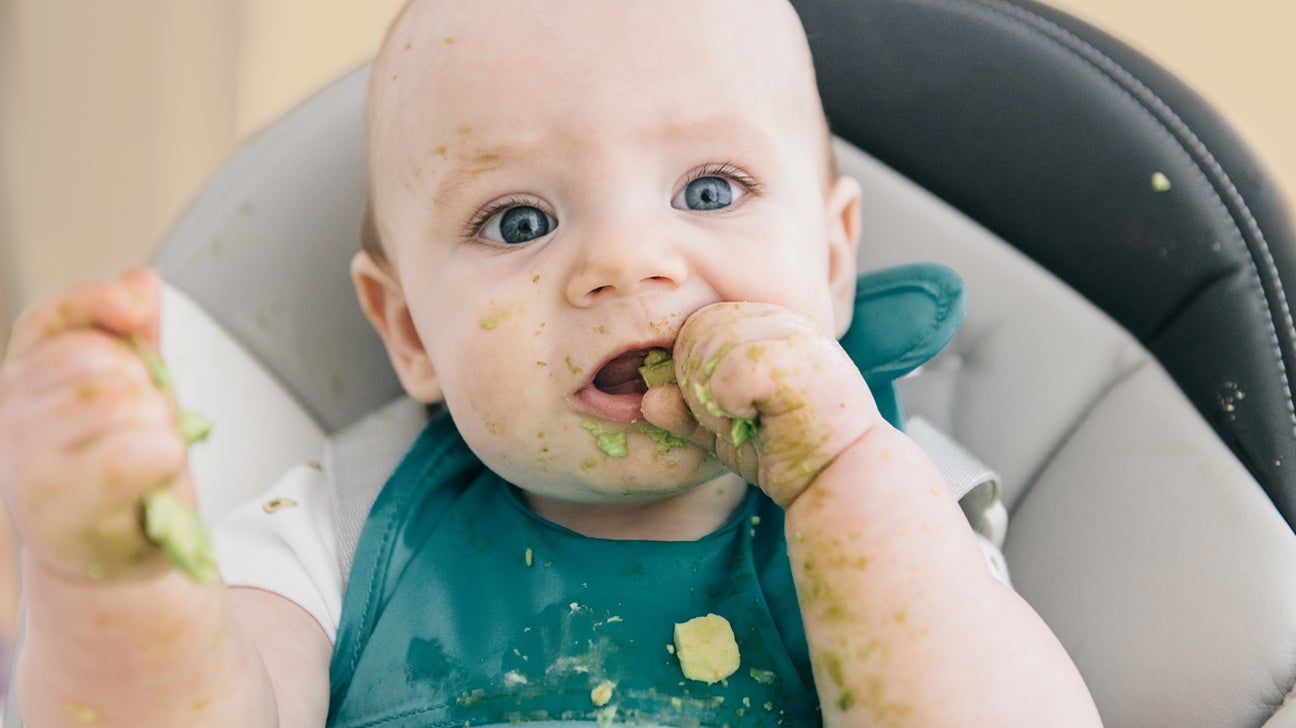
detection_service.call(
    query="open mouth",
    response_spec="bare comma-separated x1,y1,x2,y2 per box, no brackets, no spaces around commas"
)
592,349,654,396
572,347,669,421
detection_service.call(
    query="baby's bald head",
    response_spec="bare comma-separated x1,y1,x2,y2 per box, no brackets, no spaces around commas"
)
361,0,836,263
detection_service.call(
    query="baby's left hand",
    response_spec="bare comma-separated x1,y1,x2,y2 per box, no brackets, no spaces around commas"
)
641,302,879,506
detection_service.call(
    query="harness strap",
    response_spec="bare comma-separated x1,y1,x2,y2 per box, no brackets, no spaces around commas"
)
325,396,430,590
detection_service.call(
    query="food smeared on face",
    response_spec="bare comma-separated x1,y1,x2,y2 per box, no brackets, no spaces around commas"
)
581,421,628,458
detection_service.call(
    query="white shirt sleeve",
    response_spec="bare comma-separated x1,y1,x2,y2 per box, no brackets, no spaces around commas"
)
212,463,343,644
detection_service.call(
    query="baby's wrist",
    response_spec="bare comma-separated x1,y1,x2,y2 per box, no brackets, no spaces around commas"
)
21,548,224,638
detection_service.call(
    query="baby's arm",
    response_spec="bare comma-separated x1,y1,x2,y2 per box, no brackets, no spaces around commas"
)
0,270,329,727
650,302,1101,727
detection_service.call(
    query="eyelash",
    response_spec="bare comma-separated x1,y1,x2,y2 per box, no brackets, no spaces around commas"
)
459,163,763,240
683,162,763,198
461,194,545,241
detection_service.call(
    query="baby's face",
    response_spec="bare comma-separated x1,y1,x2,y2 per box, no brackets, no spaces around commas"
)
366,0,859,505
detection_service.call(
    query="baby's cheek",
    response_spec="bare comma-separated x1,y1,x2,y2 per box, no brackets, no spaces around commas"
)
452,321,551,436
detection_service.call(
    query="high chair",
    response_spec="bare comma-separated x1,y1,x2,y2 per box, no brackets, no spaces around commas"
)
9,0,1296,725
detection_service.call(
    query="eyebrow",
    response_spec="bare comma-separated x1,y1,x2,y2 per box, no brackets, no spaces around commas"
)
431,113,781,206
432,146,521,207
654,113,776,146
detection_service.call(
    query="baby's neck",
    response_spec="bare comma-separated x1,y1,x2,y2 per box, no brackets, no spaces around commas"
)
521,474,749,541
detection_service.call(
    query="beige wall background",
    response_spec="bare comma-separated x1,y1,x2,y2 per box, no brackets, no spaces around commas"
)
1,0,1295,344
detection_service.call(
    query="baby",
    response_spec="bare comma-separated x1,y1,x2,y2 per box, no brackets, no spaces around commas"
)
0,0,1102,726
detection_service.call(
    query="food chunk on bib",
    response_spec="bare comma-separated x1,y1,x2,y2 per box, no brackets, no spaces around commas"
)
673,613,740,683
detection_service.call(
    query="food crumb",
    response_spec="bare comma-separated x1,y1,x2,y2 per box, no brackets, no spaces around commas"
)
64,702,100,723
263,498,298,514
1151,172,1172,192
480,319,498,330
590,680,616,707
504,671,528,687
525,548,534,567
673,613,741,684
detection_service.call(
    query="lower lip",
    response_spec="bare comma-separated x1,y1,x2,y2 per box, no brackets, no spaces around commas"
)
572,385,645,422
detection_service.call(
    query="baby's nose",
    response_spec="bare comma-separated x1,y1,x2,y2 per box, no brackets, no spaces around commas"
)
563,236,689,306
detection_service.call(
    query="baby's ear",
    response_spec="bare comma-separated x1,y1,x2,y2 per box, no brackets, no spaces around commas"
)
825,175,863,338
351,252,443,403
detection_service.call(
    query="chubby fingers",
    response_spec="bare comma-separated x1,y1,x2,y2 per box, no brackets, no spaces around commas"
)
640,382,760,484
6,268,162,359
0,342,189,582
0,330,174,448
640,385,697,439
674,302,877,506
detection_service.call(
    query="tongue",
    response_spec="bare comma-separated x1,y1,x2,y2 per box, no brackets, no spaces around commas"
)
593,352,650,395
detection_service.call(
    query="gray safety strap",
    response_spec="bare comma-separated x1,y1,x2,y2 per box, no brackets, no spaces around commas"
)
325,402,1006,590
906,417,1007,548
326,396,431,591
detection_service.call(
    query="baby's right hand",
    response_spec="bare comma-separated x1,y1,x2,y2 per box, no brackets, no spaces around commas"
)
0,269,189,582
643,302,879,507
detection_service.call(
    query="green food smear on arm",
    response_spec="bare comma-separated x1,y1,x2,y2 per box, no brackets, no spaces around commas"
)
638,348,676,387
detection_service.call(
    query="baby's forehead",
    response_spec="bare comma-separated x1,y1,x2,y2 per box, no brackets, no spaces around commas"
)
378,0,816,87
371,0,824,140
365,0,834,208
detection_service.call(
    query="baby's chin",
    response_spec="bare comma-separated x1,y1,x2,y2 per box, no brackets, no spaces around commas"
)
491,442,727,504
510,460,747,541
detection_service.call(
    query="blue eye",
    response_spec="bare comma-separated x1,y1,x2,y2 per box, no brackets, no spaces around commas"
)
674,176,742,211
481,204,556,245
